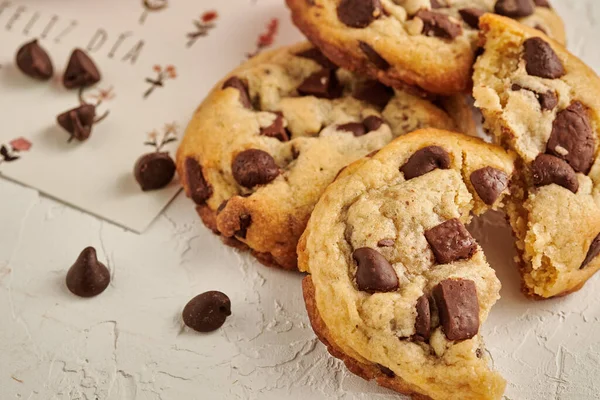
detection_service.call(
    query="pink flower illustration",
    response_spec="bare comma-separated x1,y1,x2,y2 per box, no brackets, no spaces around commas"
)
144,65,178,98
187,11,219,48
247,18,279,58
9,137,32,152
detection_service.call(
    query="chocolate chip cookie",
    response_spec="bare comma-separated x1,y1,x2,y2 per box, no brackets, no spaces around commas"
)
298,129,515,399
285,0,565,95
176,43,475,270
473,14,600,298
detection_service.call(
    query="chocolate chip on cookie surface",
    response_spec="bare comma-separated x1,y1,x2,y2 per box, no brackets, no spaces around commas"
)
298,129,515,399
473,14,600,298
176,43,476,271
285,0,565,95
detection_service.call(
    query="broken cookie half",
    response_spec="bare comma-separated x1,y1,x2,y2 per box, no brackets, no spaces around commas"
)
473,14,600,298
298,129,515,400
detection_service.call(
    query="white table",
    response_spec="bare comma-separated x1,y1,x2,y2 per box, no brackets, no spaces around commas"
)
2,1,600,398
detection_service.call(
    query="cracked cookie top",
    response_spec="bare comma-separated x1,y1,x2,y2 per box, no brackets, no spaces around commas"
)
298,129,515,399
176,43,474,270
286,0,565,95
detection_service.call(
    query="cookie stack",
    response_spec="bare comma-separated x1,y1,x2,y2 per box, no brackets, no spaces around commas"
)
176,2,600,399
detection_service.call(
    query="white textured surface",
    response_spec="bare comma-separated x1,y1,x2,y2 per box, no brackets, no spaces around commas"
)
2,1,600,399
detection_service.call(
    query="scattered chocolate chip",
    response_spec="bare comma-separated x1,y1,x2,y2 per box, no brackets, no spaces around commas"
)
433,279,479,341
297,69,343,99
358,41,390,70
476,348,484,358
401,146,451,180
363,116,384,132
534,0,551,7
337,0,382,28
353,80,394,109
511,84,523,91
538,91,558,111
377,239,395,247
416,10,463,40
430,0,445,8
63,48,101,89
222,76,253,109
56,104,96,142
377,364,395,378
459,8,485,29
66,247,110,298
581,234,600,269
338,122,367,137
134,152,176,191
295,47,337,69
15,39,53,80
414,295,431,342
531,154,579,193
185,157,213,204
260,113,290,142
235,214,252,239
547,101,595,174
470,167,509,205
523,37,565,79
353,247,399,293
182,291,232,333
425,219,477,264
232,149,280,188
494,0,535,18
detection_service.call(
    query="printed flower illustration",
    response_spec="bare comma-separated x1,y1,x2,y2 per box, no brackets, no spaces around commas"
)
144,65,177,99
140,0,168,25
187,11,219,48
247,18,279,58
0,137,32,165
87,86,116,104
144,122,179,151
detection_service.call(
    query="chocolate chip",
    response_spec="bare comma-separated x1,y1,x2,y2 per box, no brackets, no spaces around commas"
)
433,279,480,341
430,0,445,8
470,167,509,205
260,113,290,142
534,0,551,7
358,41,390,70
547,101,595,174
538,91,558,111
223,76,253,109
494,0,535,18
531,154,579,193
377,364,395,378
581,234,600,269
66,247,110,298
337,0,382,28
15,39,53,80
425,219,477,264
459,8,485,29
416,10,463,40
297,69,343,99
217,200,228,214
56,104,96,142
353,80,394,109
232,149,280,188
295,47,337,69
523,37,565,79
363,116,384,132
338,122,367,137
353,247,399,293
185,157,213,204
511,84,558,111
182,291,231,333
414,295,431,342
235,214,252,239
377,238,395,247
134,152,176,191
63,49,101,89
400,146,451,180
